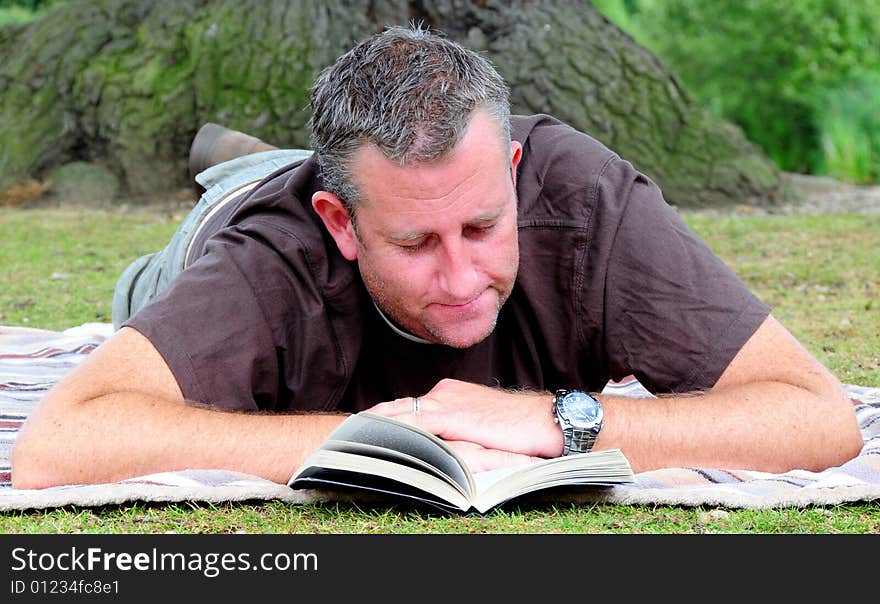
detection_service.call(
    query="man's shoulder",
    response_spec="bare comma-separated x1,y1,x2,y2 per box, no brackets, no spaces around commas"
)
511,114,619,164
205,156,358,298
512,114,633,223
225,156,327,243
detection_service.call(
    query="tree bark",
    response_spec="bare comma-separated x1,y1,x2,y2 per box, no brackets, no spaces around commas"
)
0,0,784,208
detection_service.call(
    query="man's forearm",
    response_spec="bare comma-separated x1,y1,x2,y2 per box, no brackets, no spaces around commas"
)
367,376,861,474
12,391,347,488
596,380,862,473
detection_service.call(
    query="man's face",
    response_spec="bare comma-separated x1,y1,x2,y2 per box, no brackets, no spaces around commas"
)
341,111,521,348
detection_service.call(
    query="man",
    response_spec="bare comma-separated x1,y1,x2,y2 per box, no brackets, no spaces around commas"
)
12,25,862,489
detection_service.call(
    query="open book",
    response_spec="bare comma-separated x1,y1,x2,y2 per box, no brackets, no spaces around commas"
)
288,412,634,514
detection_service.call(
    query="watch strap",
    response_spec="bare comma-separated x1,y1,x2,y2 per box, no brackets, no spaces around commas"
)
565,427,599,455
554,389,602,455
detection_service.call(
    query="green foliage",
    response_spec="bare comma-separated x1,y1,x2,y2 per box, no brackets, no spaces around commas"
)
0,6,35,25
595,0,880,183
0,1,51,8
814,74,880,184
589,0,639,32
0,0,65,25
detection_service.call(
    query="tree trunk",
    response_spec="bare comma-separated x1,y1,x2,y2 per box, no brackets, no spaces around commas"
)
0,0,785,208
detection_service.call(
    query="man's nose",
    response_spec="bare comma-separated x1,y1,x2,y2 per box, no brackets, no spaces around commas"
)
437,241,478,299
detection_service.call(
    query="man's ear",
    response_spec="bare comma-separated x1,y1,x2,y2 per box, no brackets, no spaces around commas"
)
311,190,358,260
510,140,522,186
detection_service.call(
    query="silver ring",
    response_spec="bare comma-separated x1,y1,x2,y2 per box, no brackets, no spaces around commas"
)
412,396,420,414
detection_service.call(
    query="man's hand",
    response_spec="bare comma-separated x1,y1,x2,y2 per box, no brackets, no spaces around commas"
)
366,378,563,463
444,441,545,473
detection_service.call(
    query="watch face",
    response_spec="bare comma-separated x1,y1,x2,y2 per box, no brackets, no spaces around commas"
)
560,391,602,428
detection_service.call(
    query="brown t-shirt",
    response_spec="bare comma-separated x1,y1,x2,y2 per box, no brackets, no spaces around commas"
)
125,114,770,412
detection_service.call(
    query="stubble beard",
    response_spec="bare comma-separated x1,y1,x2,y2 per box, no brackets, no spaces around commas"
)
362,271,515,349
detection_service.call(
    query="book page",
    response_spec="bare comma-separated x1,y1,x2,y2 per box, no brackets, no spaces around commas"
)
471,449,634,513
291,449,472,512
320,439,469,499
310,412,475,495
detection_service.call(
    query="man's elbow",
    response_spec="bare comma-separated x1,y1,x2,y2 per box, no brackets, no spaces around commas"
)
830,408,864,469
11,401,80,490
813,387,864,471
10,433,63,490
812,431,863,473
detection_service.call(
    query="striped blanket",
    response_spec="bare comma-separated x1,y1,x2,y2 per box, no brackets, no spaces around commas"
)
2,324,879,511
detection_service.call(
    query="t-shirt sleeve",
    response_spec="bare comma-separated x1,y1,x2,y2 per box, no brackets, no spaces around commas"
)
599,163,771,394
123,223,304,412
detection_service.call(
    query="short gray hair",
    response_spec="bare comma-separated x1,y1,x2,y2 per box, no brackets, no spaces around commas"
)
308,24,511,213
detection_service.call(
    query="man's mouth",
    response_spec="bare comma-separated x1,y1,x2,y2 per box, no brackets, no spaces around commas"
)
430,290,490,318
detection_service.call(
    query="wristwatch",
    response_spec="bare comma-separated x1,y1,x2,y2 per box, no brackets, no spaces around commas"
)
552,389,604,455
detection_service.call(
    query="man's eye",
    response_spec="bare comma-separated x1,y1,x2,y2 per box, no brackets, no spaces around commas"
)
399,241,427,253
467,224,496,236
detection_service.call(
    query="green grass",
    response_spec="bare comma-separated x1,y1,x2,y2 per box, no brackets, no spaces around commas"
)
0,207,180,329
1,206,878,533
2,500,879,534
683,212,880,387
